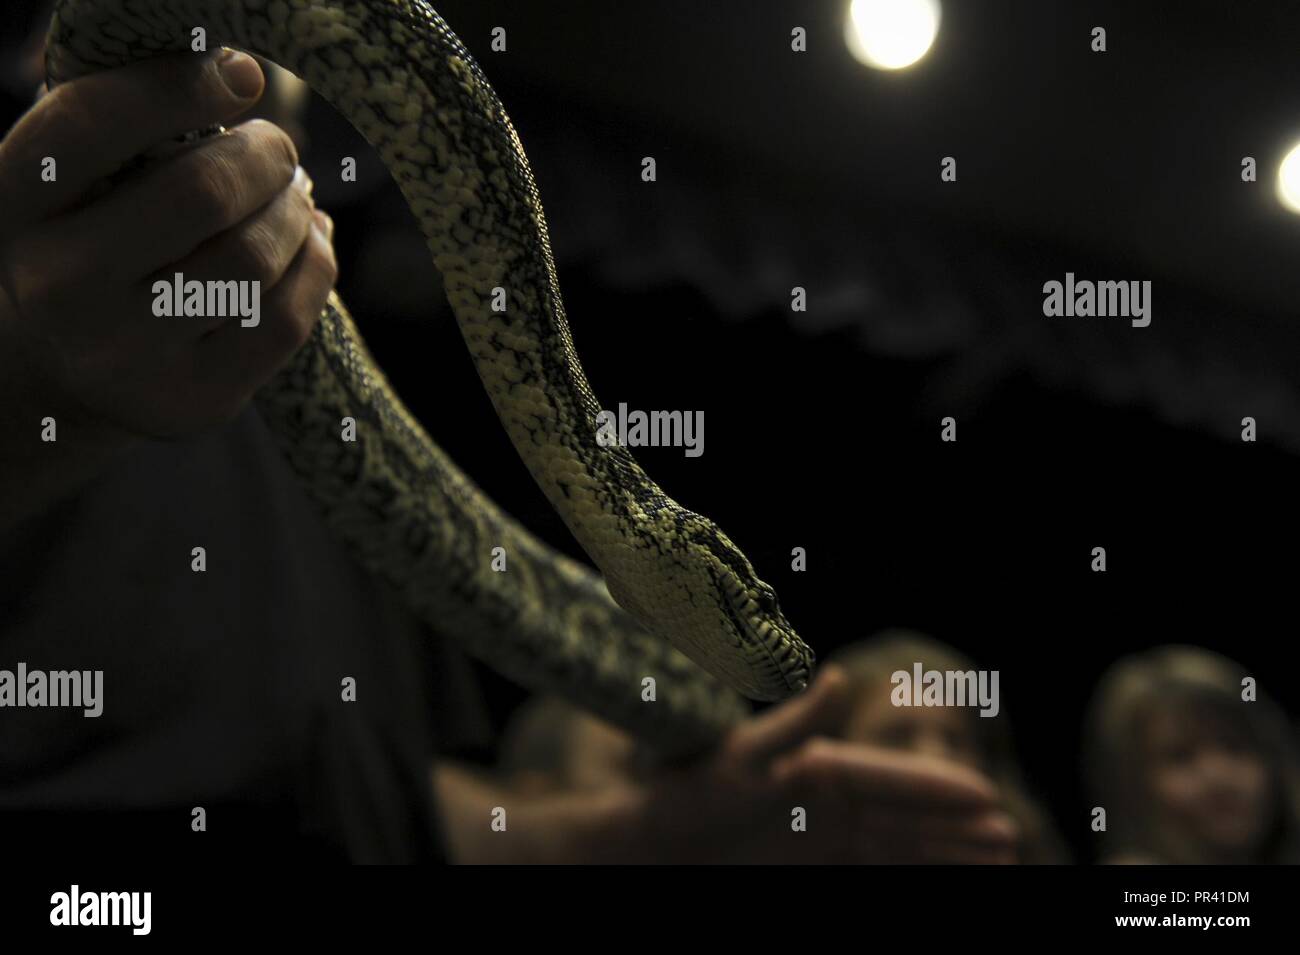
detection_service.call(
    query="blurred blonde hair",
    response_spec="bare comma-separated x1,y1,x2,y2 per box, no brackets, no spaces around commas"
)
1084,644,1300,864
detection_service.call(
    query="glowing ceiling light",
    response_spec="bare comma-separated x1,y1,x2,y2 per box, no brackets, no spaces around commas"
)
845,0,942,71
1278,142,1300,214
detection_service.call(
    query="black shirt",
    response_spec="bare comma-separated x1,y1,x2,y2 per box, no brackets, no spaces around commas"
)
0,408,492,863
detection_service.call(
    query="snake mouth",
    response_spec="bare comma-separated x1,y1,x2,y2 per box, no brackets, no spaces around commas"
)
717,570,810,698
720,576,783,646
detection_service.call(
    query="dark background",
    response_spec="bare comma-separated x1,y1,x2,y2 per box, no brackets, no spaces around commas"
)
3,0,1297,865
308,0,1300,863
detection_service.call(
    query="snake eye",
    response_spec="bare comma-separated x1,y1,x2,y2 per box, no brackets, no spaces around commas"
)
754,581,777,607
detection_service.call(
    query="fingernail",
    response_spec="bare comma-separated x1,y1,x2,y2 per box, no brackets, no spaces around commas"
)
217,48,263,100
314,209,334,241
292,165,314,197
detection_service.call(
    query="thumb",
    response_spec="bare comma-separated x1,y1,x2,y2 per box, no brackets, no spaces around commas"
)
730,663,852,766
1,50,265,226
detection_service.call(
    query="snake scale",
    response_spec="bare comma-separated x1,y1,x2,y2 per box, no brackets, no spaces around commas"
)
46,0,814,756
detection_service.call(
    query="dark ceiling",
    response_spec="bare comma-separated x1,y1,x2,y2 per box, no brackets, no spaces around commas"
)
435,0,1300,318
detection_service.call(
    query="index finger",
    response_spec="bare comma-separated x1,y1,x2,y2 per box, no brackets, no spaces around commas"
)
771,737,1002,809
0,48,265,225
729,664,852,766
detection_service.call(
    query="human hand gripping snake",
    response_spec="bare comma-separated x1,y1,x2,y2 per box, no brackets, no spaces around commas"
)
46,0,815,756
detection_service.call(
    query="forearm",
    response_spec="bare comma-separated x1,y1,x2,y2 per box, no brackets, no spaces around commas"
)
432,762,654,864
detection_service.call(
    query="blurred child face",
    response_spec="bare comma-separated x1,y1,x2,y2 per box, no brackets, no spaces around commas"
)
845,682,984,770
1141,705,1274,860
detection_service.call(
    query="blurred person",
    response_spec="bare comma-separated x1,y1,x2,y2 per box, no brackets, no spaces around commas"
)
1085,645,1300,865
436,664,1021,864
827,629,1071,864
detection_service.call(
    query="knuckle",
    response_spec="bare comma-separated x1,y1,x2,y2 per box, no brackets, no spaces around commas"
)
243,118,299,177
185,145,244,227
308,234,339,287
188,56,224,109
233,223,282,285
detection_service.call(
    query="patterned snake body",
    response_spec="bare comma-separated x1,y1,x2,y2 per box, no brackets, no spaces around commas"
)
47,0,813,754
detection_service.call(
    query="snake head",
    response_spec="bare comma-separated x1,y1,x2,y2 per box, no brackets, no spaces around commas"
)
603,509,814,702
